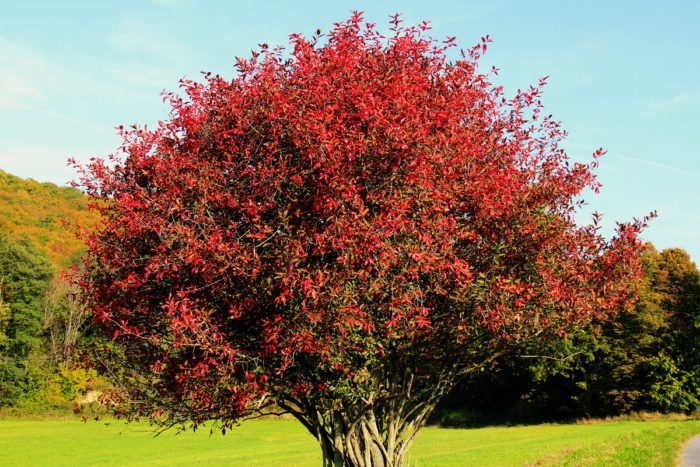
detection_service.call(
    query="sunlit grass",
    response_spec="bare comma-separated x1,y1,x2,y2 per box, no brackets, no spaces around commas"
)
0,418,697,466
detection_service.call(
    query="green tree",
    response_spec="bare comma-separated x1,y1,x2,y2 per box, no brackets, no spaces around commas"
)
649,247,700,410
599,245,700,412
445,244,700,421
0,231,54,405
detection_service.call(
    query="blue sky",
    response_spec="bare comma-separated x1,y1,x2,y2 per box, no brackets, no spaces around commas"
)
1,0,698,261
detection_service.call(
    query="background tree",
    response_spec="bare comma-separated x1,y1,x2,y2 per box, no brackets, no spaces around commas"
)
43,277,89,365
444,245,700,422
73,14,647,467
0,232,54,405
0,170,99,409
634,246,700,411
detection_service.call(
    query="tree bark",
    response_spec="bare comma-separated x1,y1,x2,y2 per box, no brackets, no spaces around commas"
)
281,369,454,467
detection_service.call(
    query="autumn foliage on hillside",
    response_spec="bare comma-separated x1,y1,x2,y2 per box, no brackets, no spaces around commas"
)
0,170,99,268
0,171,101,408
73,14,648,466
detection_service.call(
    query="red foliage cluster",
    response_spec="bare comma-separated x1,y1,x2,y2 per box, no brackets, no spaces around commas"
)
73,14,647,426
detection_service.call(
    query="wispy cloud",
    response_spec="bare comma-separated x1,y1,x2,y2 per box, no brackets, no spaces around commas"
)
0,37,50,111
0,69,44,110
0,144,94,185
614,155,695,176
638,93,700,118
645,93,700,111
0,36,95,99
0,35,117,132
109,19,194,61
567,153,618,172
37,109,113,134
149,0,193,6
429,2,505,28
109,63,177,89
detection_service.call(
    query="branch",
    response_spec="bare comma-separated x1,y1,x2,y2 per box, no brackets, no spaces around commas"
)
241,410,289,421
519,351,584,361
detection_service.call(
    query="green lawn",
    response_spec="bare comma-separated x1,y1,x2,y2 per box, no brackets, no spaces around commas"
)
0,418,698,466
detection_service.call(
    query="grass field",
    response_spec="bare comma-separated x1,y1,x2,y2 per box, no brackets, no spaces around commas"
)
1,418,698,466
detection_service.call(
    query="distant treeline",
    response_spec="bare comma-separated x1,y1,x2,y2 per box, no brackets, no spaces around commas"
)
0,169,698,419
0,171,103,409
440,245,700,422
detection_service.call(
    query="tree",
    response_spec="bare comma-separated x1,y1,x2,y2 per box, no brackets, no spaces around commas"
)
43,276,89,365
72,14,648,466
632,246,700,411
0,231,54,405
445,244,700,421
559,245,700,415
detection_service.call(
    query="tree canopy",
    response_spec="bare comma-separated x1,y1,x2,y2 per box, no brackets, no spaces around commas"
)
73,14,648,467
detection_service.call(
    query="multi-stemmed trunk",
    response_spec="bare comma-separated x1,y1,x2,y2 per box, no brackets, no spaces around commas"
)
278,369,455,467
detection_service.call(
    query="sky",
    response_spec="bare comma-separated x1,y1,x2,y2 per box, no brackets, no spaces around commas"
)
1,0,698,262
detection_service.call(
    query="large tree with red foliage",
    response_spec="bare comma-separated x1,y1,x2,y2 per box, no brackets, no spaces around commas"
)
73,14,648,467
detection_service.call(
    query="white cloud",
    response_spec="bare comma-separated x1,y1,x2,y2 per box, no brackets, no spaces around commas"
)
0,35,128,141
0,37,50,111
0,145,85,184
0,69,44,110
109,63,177,89
614,154,695,176
645,93,700,111
639,93,700,118
429,2,505,28
36,109,114,134
109,19,194,61
149,0,193,6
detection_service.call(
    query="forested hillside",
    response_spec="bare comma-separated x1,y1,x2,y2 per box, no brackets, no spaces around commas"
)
0,169,99,268
0,170,103,409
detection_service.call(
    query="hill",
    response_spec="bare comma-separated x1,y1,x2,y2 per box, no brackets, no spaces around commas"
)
0,169,98,269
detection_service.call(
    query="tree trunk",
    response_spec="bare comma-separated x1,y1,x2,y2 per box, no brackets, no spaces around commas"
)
316,410,426,467
280,369,453,467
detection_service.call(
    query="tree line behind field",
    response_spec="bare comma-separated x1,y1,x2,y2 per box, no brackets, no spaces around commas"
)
0,170,104,409
439,245,700,422
0,169,698,419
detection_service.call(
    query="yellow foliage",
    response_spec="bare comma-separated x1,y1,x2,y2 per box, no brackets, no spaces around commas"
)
0,170,100,269
42,364,108,406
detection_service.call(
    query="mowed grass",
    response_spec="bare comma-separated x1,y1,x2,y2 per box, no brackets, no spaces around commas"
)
1,418,698,466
